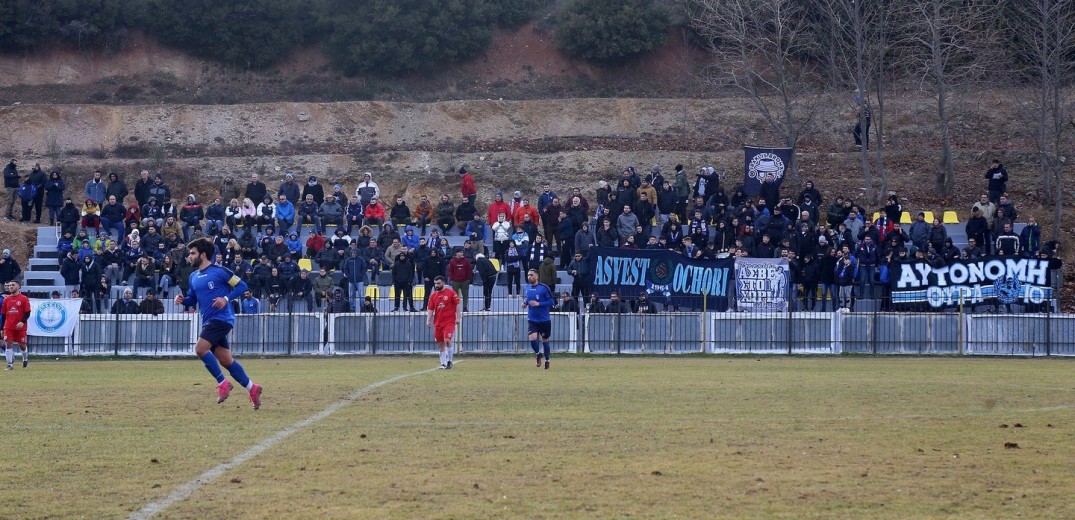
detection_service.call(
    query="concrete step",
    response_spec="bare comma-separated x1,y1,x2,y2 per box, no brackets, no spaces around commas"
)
23,271,62,286
33,246,60,259
36,226,59,246
28,258,60,271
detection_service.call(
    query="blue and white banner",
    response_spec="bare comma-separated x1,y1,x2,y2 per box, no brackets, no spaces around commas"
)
585,247,733,310
892,256,1055,308
743,146,791,196
28,298,81,337
734,258,790,312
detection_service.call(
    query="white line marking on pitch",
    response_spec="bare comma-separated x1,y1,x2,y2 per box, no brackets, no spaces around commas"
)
129,365,442,520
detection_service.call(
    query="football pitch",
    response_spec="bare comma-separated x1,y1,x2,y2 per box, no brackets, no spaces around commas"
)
2,356,1073,519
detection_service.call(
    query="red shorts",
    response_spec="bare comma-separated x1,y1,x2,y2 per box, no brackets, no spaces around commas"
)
3,327,26,344
433,324,455,343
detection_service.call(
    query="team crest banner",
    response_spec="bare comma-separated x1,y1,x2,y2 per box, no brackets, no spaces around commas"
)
734,258,790,312
585,247,733,310
743,146,791,196
891,256,1055,308
28,298,81,337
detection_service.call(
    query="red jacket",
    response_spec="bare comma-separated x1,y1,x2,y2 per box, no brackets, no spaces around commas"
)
512,204,540,227
487,200,511,225
460,173,476,198
305,234,325,254
447,257,472,283
364,202,386,221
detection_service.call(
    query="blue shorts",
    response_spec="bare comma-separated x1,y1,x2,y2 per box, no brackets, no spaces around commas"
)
199,320,233,350
527,320,551,339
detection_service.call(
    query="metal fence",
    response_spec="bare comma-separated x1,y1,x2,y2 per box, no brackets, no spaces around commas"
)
29,306,1075,358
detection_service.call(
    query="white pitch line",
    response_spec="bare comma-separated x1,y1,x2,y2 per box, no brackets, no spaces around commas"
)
128,366,442,520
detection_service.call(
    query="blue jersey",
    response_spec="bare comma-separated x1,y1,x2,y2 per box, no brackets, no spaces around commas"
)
524,283,555,323
184,264,248,326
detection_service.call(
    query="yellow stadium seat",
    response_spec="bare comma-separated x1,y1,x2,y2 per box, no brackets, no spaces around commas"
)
943,210,960,224
412,285,426,303
899,211,912,224
923,211,935,223
871,212,881,223
297,258,313,272
365,286,380,300
489,258,501,271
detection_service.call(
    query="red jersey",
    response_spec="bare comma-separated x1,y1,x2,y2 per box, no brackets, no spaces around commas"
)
2,293,31,329
428,287,460,327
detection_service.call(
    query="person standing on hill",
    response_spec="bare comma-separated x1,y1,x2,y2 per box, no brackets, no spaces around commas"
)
984,159,1008,204
459,165,477,206
3,159,19,220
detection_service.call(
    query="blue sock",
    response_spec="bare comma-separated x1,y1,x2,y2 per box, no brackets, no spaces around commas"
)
530,339,540,354
200,352,225,384
226,360,251,388
542,341,551,360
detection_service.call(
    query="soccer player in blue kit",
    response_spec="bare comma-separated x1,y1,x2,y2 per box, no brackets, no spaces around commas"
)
175,237,263,410
522,268,555,370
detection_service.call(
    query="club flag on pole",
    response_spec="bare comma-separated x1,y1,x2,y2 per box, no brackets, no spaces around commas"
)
743,146,792,196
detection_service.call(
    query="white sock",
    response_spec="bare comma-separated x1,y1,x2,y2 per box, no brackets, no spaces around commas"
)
21,349,27,362
245,381,254,390
446,348,453,363
439,351,446,366
5,349,12,365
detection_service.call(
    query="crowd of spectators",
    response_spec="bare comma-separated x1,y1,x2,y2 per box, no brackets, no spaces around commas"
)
0,157,1059,316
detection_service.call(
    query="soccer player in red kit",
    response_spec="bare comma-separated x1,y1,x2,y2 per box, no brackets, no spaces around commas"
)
2,281,31,369
426,275,460,369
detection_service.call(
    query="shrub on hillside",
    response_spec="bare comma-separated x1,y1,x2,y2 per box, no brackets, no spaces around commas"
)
553,0,670,65
319,0,492,76
487,0,550,28
0,0,133,51
138,0,313,69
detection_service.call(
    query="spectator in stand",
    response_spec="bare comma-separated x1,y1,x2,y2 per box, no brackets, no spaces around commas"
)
354,172,380,207
446,248,472,312
148,174,171,208
180,195,204,240
557,210,577,264
100,195,126,238
80,198,101,233
459,165,477,205
134,170,153,208
344,196,364,234
972,193,996,222
605,292,631,314
991,208,1013,249
928,217,948,254
995,222,1020,256
44,171,66,226
586,293,607,314
575,220,595,259
224,198,242,230
834,250,856,311
111,288,140,314
996,195,1018,222
855,235,879,299
391,252,417,312
473,253,498,311
106,172,128,205
389,195,411,227
541,196,562,254
504,240,523,297
0,249,20,287
962,237,985,258
596,218,617,248
219,176,240,204
274,194,295,234
341,248,367,309
435,194,455,234
278,172,300,205
1020,216,1041,257
512,197,539,228
312,267,335,310
205,197,225,235
315,194,342,233
413,194,433,234
965,207,989,253
537,183,557,215
244,173,267,207
656,180,677,230
83,170,107,210
799,180,823,208
302,175,324,205
984,159,1008,204
138,289,165,316
491,212,512,262
289,269,315,312
297,194,320,231
454,196,478,235
616,205,640,244
16,176,36,222
329,183,349,207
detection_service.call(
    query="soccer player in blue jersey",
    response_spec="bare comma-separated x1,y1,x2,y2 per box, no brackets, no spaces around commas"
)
522,268,555,370
175,237,263,410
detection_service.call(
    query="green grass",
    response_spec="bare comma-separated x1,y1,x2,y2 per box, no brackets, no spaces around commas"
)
2,357,1073,519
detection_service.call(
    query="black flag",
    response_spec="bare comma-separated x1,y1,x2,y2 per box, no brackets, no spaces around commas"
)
743,146,792,196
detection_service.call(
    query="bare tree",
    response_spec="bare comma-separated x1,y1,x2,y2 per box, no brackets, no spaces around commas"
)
814,0,898,204
686,0,820,179
1008,0,1075,240
900,0,1003,197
